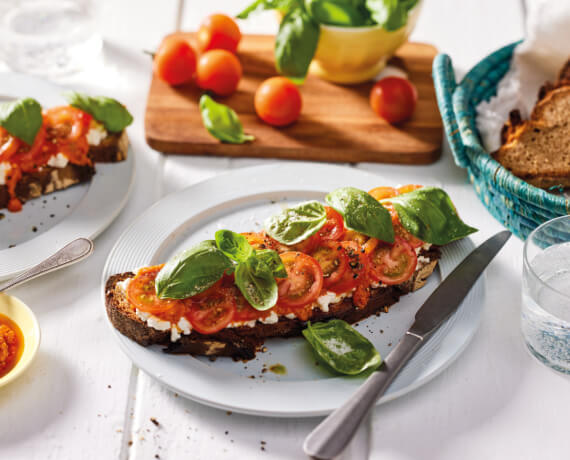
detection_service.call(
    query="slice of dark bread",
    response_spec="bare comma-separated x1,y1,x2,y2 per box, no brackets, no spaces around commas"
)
1,130,128,211
105,247,440,360
493,59,570,189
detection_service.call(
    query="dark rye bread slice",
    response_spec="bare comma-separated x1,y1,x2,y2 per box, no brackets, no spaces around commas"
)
0,130,128,210
105,247,441,360
493,60,570,189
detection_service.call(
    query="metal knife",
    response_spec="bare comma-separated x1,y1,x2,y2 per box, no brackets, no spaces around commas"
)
303,230,511,460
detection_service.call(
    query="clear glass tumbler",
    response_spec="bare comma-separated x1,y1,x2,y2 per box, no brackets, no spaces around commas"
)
522,215,570,374
0,0,102,77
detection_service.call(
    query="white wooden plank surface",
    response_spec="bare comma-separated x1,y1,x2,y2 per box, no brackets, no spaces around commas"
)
3,1,570,460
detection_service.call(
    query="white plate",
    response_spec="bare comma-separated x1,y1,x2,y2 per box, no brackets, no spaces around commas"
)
102,163,484,417
0,73,134,280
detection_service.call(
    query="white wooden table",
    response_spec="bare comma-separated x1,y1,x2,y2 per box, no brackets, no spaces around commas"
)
2,1,569,459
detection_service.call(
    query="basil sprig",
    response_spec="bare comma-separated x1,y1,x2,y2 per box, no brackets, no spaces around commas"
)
236,0,298,19
155,240,234,299
265,200,327,245
199,95,254,144
216,230,287,310
383,187,477,245
326,187,394,243
305,0,367,26
64,91,133,132
0,98,43,145
365,0,418,31
303,320,382,375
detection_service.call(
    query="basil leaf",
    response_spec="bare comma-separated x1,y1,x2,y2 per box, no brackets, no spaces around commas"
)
0,98,43,145
326,187,394,243
199,94,254,144
384,187,478,245
236,0,298,19
215,229,253,262
155,240,234,299
365,0,407,31
64,91,133,132
305,0,367,26
235,257,278,311
255,249,288,278
265,200,327,245
302,320,382,375
275,7,320,82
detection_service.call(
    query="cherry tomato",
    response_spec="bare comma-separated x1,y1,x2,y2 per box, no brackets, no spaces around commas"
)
254,77,302,127
277,252,323,309
9,124,49,172
188,286,236,334
196,49,242,96
319,206,345,241
370,77,417,124
0,127,21,162
367,236,417,285
127,265,186,315
343,230,368,246
327,241,370,296
397,184,422,194
241,232,271,250
197,14,241,54
368,186,398,201
43,106,92,166
154,36,197,86
310,241,349,287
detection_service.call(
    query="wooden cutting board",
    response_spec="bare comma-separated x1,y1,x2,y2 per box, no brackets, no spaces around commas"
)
145,33,442,164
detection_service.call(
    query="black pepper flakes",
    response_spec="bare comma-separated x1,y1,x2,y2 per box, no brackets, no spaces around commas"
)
150,417,159,427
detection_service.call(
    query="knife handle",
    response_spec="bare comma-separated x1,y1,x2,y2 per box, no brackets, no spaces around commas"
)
303,332,423,460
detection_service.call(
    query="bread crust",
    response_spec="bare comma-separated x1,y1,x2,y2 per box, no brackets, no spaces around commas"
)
105,248,441,360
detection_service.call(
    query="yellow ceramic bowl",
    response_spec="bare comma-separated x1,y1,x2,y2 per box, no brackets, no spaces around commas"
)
0,293,40,388
309,1,423,84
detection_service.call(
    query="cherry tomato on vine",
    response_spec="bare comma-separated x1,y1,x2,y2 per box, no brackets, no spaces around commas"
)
198,14,241,53
370,77,417,124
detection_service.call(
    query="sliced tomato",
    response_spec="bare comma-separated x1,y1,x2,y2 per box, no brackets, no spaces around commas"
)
343,230,369,246
277,252,323,309
395,224,423,249
318,206,345,241
267,231,322,254
397,184,422,195
368,186,398,201
241,231,276,251
9,124,48,172
232,288,271,323
367,236,417,285
188,286,236,334
43,106,92,166
127,265,186,315
310,241,349,287
327,241,368,295
0,127,21,162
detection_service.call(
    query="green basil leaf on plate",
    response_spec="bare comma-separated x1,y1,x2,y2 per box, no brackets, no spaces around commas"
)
275,7,320,82
235,257,279,311
0,97,43,145
365,0,407,31
64,91,133,132
384,187,478,245
265,200,327,245
199,94,255,144
305,0,367,26
215,229,254,262
155,240,234,299
302,319,382,375
326,186,394,243
255,249,288,278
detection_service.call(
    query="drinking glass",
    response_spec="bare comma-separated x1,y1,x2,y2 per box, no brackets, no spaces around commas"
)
0,0,102,77
522,215,570,374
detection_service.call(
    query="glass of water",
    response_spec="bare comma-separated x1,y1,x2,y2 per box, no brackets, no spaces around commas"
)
522,215,570,374
0,0,102,77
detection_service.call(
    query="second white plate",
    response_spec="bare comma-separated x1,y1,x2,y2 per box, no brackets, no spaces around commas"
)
102,163,484,417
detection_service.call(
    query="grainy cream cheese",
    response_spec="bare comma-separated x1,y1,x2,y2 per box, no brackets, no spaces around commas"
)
47,153,69,168
86,121,107,146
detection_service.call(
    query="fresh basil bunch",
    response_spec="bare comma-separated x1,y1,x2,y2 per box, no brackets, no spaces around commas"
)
303,319,382,375
237,0,419,80
0,98,43,145
156,230,286,311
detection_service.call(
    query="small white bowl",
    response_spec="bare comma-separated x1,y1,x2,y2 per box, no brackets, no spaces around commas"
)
0,293,40,388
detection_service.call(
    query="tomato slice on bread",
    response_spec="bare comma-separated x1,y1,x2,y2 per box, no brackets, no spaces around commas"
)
188,286,236,334
310,241,349,287
318,206,345,241
277,252,323,309
366,236,417,285
127,265,186,315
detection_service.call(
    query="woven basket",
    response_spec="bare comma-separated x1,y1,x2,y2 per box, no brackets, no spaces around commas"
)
432,42,570,240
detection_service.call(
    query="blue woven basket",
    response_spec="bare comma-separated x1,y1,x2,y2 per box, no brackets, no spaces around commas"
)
432,42,570,240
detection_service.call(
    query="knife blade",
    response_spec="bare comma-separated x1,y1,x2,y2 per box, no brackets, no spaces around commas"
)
303,231,511,460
